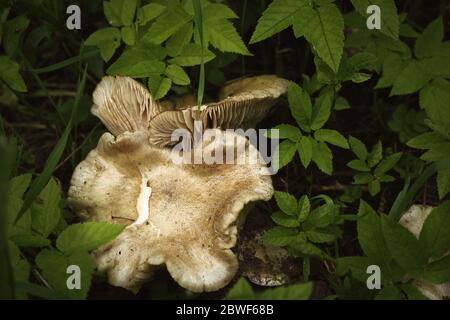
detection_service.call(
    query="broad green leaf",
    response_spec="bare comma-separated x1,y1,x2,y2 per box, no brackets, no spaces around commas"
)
349,136,368,160
419,78,450,125
303,203,337,229
143,6,192,44
437,169,450,199
390,60,431,96
415,17,443,59
250,0,306,44
381,215,428,275
375,53,408,89
274,191,297,216
165,64,190,85
289,233,327,258
347,159,370,172
274,139,297,170
297,195,310,222
270,124,301,140
31,178,60,237
288,82,311,132
148,75,172,100
422,255,450,284
85,27,121,62
225,278,255,300
311,92,332,130
311,141,333,175
202,3,238,20
351,0,399,39
336,256,370,282
305,228,337,243
271,211,300,228
10,231,51,248
297,136,312,168
263,226,299,246
137,3,166,26
407,132,445,150
335,96,350,110
419,201,450,259
374,152,402,176
293,3,344,72
353,173,373,184
166,23,193,57
8,174,32,200
103,0,121,26
120,26,135,45
368,141,383,167
368,179,381,196
56,222,125,254
35,249,94,300
314,129,349,149
0,56,27,92
257,282,313,300
169,44,215,66
206,19,251,55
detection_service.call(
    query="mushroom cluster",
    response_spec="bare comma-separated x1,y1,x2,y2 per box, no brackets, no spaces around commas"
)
68,75,289,293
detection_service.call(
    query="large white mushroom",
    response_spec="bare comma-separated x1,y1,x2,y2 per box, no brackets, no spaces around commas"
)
68,75,288,293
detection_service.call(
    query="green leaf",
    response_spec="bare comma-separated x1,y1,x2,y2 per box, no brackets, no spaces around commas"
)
353,173,374,185
202,3,238,20
415,17,443,59
297,136,312,168
263,226,299,246
274,139,297,170
120,26,135,46
8,174,32,200
165,23,193,57
311,92,332,130
85,27,121,62
349,136,368,161
35,249,94,299
368,179,381,196
314,129,349,149
390,60,431,96
375,286,403,300
297,195,310,222
381,215,428,275
169,44,215,66
437,169,450,199
400,284,429,300
148,75,172,100
165,64,190,85
407,132,445,150
419,201,450,259
249,0,306,44
206,19,251,55
303,204,337,229
305,228,337,243
257,282,313,300
347,159,370,172
56,222,125,254
374,152,402,176
335,96,350,110
311,141,333,175
293,2,344,72
336,256,370,282
368,141,383,167
375,53,408,89
225,278,255,300
271,211,300,228
288,82,312,132
30,178,60,237
351,0,399,39
422,255,450,284
137,3,166,26
419,78,450,126
274,191,297,216
0,56,27,92
270,124,301,140
143,5,192,44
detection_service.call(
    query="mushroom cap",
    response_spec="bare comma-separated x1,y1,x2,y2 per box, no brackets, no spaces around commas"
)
148,75,289,147
91,76,160,136
399,205,450,300
68,129,273,293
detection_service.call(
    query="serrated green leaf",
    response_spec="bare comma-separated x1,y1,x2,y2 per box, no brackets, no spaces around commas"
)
314,129,349,149
305,228,336,243
8,174,32,200
311,141,333,175
263,226,299,246
390,60,431,96
368,179,381,196
415,17,443,59
375,53,408,89
353,172,374,184
271,211,300,228
137,3,165,26
419,201,450,259
297,136,312,168
407,132,445,150
120,26,135,45
56,222,124,254
206,19,251,55
169,43,215,66
274,191,297,216
297,195,310,222
166,23,193,57
148,75,172,100
374,152,402,176
250,0,306,44
349,136,368,160
303,203,337,229
437,169,450,199
293,2,344,72
368,141,383,167
419,78,450,126
0,56,27,92
274,139,297,170
347,159,370,172
336,256,370,282
288,82,312,132
165,64,190,85
30,178,60,237
85,27,121,62
311,92,332,130
270,124,301,140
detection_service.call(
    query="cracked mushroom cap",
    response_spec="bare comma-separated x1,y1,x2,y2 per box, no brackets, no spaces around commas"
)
400,205,450,300
148,75,289,147
68,127,273,292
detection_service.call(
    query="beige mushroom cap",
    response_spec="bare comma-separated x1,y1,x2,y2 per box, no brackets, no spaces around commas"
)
399,205,450,300
148,75,289,147
68,128,273,293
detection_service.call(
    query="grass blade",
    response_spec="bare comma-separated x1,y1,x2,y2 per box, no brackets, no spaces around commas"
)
15,66,88,223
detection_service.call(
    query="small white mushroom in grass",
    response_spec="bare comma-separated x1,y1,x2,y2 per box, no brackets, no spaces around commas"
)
67,76,287,293
399,205,450,300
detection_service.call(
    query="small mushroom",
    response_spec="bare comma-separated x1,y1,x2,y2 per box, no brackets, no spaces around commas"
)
68,76,278,293
148,75,289,147
399,205,450,300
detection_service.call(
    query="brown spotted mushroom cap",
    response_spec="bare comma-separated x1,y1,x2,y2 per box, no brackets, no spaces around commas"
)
148,75,289,147
67,76,274,293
